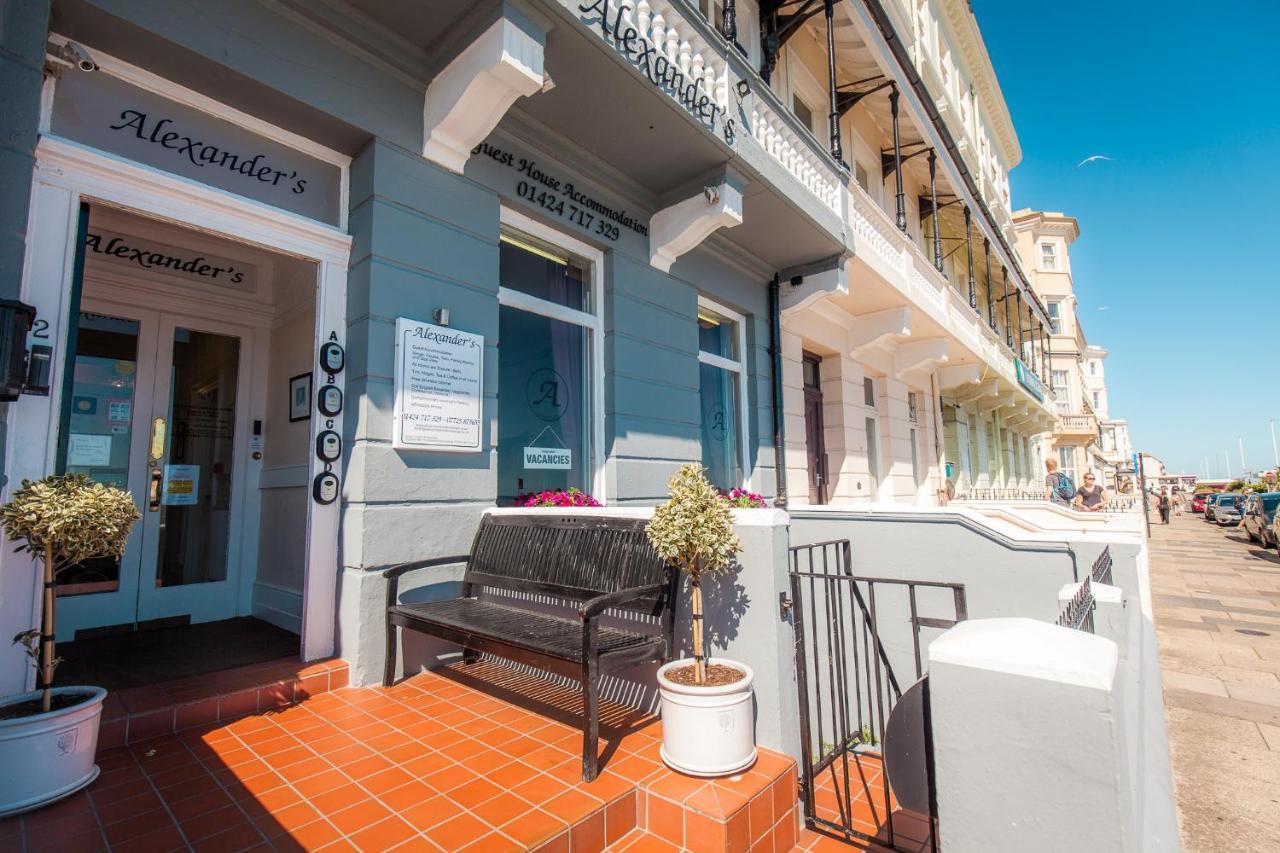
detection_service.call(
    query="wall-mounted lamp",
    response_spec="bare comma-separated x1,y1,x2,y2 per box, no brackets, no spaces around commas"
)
433,308,451,327
0,300,36,402
735,79,751,99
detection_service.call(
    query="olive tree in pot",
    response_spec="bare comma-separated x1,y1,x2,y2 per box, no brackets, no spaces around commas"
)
0,474,139,817
647,463,755,776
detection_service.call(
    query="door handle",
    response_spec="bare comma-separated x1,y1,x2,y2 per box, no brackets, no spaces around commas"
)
149,467,162,513
149,417,167,461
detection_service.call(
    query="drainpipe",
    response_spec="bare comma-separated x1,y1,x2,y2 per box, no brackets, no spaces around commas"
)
769,274,789,509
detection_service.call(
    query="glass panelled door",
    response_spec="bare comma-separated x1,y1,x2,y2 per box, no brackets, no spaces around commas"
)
55,300,250,639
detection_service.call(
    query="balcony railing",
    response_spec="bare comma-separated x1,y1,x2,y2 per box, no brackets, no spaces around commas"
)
1056,413,1099,435
592,1,842,217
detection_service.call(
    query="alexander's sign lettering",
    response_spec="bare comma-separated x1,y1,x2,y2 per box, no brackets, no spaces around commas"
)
109,110,308,195
84,228,256,290
51,71,341,225
577,0,737,146
86,230,250,285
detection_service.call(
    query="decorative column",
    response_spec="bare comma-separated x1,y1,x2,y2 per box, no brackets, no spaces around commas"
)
1015,290,1024,358
1040,322,1049,383
1029,302,1039,376
964,207,975,309
824,0,842,162
929,151,942,271
890,84,906,232
1002,266,1012,348
983,238,994,327
722,0,738,41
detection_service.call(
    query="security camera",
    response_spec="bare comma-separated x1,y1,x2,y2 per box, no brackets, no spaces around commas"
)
54,41,97,72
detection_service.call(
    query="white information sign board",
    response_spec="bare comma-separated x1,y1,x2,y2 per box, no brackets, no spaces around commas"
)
393,318,484,452
68,433,112,466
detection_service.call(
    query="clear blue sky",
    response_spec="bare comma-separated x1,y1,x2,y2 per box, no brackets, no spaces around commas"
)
974,0,1280,479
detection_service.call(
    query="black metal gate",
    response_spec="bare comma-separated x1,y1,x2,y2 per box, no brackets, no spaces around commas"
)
787,540,967,851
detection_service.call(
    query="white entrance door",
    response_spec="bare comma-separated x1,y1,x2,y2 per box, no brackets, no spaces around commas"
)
55,297,255,639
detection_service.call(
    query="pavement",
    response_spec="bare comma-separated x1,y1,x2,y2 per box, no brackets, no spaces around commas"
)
1148,509,1280,853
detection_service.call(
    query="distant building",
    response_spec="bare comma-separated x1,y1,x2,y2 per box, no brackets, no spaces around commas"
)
1013,210,1132,490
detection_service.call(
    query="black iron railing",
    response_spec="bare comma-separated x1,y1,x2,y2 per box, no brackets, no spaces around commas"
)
1057,575,1095,633
786,539,967,852
1090,546,1113,585
955,488,1044,501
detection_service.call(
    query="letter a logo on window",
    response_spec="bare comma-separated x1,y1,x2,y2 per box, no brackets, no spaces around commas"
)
525,368,569,423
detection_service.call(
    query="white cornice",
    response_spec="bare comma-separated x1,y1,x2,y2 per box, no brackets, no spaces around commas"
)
935,0,1021,168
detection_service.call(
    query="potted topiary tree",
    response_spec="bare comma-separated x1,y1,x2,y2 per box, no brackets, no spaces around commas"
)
0,474,139,817
647,463,756,776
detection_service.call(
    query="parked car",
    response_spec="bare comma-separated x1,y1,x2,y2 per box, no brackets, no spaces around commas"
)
1242,492,1280,546
1191,492,1212,514
1205,493,1238,523
1215,494,1245,526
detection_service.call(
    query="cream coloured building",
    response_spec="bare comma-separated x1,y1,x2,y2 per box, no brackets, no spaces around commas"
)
1013,209,1130,492
750,0,1057,506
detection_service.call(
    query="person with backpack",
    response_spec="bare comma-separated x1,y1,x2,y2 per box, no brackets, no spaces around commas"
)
1044,457,1074,507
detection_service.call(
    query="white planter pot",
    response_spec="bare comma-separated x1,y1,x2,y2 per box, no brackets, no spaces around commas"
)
0,686,107,818
657,657,756,777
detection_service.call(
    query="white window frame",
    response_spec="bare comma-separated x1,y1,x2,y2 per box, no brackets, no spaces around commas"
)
785,49,827,139
1058,446,1076,482
1046,300,1062,334
1040,241,1057,271
697,295,752,490
498,206,607,503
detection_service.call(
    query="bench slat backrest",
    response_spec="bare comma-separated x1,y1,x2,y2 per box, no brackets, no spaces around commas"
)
465,514,670,615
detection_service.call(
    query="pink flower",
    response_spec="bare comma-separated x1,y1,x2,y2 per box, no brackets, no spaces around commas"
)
514,488,603,508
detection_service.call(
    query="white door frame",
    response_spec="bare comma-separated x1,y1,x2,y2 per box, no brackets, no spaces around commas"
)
2,136,351,691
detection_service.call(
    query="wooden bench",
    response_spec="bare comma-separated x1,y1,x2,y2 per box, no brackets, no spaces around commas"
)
382,513,677,781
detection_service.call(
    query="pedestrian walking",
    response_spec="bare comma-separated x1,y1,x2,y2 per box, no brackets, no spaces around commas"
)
1044,457,1074,507
1158,488,1172,524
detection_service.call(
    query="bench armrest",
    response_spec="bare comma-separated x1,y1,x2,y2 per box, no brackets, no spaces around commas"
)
382,555,471,581
579,583,665,620
384,555,470,610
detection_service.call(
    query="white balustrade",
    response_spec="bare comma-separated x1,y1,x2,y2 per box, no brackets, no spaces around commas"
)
750,100,841,215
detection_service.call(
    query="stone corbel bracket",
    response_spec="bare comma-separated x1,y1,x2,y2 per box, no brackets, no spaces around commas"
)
423,10,548,173
937,363,981,391
649,171,745,273
849,307,911,361
779,254,849,316
895,337,950,377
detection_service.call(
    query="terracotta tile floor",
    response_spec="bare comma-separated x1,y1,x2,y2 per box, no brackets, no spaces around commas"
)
792,753,932,853
1,660,802,852
98,658,350,750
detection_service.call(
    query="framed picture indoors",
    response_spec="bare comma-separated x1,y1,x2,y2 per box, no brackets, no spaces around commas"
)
289,372,312,422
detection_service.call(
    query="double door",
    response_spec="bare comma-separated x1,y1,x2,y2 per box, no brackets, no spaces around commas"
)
55,296,254,640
